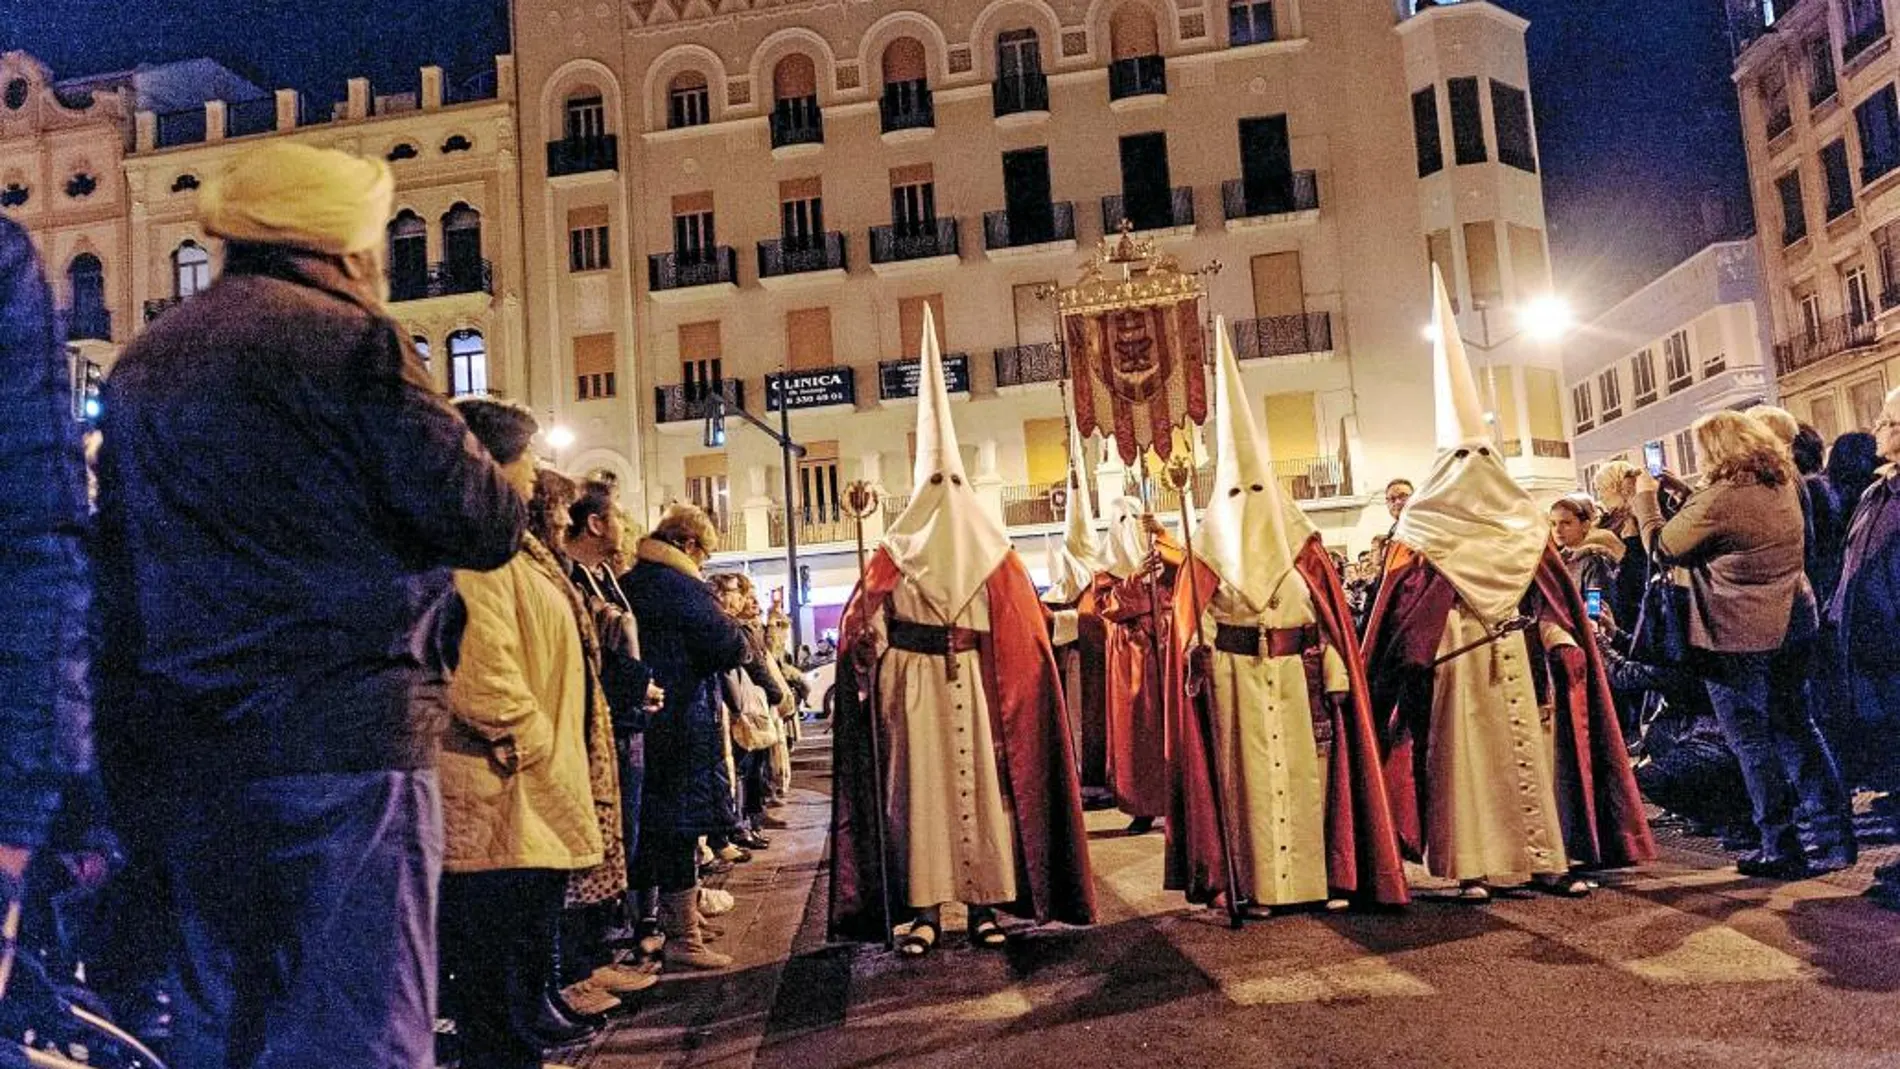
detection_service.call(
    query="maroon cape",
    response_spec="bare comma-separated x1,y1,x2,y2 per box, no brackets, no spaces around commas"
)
1363,543,1656,869
1098,547,1178,820
1163,536,1411,906
828,548,1097,942
1051,578,1113,794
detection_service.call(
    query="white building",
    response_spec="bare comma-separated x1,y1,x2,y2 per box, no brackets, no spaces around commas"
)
1564,239,1776,490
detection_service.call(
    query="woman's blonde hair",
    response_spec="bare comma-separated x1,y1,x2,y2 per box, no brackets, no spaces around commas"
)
1593,460,1640,508
651,502,719,554
1696,410,1794,488
1746,404,1800,449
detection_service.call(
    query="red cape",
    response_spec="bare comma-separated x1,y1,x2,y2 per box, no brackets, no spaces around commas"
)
1163,536,1411,906
1363,543,1656,869
828,548,1097,942
1051,578,1113,794
1097,551,1178,820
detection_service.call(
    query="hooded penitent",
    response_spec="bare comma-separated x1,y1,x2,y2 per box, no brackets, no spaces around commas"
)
882,305,1014,622
200,142,395,256
1195,314,1319,613
1392,267,1549,625
1043,424,1102,606
1103,495,1149,581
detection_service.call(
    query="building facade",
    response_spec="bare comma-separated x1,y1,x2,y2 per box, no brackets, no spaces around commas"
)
1732,0,1900,439
1564,240,1776,491
507,0,1576,630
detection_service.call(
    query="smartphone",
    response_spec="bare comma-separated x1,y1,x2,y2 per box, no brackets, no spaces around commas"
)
1642,441,1666,478
1584,588,1603,620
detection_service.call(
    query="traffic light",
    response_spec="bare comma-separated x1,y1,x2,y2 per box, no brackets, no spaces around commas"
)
70,350,102,423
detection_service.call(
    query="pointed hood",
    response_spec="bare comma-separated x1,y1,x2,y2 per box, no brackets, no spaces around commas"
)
1393,266,1549,624
882,304,1013,618
1103,494,1149,580
1196,314,1318,612
1043,424,1101,605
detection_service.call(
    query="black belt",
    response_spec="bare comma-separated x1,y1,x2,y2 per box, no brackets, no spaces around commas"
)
888,619,982,655
1212,623,1317,658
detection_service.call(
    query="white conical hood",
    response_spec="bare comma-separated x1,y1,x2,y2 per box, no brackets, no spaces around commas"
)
1043,424,1101,604
1195,314,1318,612
882,304,1012,619
1103,494,1149,580
1393,266,1549,624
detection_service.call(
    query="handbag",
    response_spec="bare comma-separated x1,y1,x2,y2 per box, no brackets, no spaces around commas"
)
726,669,783,752
1631,537,1693,667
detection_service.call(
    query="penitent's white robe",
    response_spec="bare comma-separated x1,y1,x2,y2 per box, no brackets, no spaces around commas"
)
875,581,1021,909
1203,577,1349,906
1422,601,1574,883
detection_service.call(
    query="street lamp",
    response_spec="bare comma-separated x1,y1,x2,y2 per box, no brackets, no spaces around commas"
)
545,425,575,453
1434,295,1575,449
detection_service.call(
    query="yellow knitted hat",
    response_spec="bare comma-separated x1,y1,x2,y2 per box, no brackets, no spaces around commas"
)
200,142,394,256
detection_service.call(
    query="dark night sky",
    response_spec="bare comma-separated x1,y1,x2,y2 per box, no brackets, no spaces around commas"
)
5,0,1749,315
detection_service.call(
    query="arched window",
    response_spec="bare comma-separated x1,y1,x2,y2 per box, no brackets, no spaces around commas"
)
66,253,108,340
173,240,211,298
441,204,484,293
880,38,933,132
1109,5,1161,59
448,329,488,398
668,71,710,129
996,28,1043,79
564,89,606,141
387,211,428,301
771,55,822,148
882,38,927,85
772,54,817,102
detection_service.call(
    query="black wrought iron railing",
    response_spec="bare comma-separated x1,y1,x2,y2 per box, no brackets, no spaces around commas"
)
1108,55,1167,101
648,247,738,291
880,79,934,133
993,342,1066,387
389,259,493,302
654,378,744,423
1231,312,1332,360
1102,187,1195,232
758,232,847,278
1222,172,1320,220
870,218,959,264
1002,484,1059,527
225,97,278,137
982,202,1076,249
156,109,207,147
770,96,824,149
60,307,111,342
1773,311,1878,375
992,72,1049,117
547,135,618,176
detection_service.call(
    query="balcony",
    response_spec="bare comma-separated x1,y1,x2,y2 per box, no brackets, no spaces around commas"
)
770,96,824,154
880,80,934,139
546,135,617,177
647,247,738,301
389,259,493,303
1108,55,1167,105
1222,173,1320,227
992,72,1050,120
983,202,1076,253
60,306,111,342
654,378,744,425
1231,312,1333,361
1531,439,1573,460
878,352,970,400
757,232,847,286
1002,483,1060,527
994,342,1066,389
1102,187,1195,236
869,218,959,274
1774,311,1879,376
1153,456,1351,508
143,297,183,323
769,508,852,548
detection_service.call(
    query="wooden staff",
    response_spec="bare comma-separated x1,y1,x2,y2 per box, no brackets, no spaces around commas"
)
1166,455,1245,930
841,479,895,951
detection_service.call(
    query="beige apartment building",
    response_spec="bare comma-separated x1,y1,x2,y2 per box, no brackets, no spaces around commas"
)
0,50,526,408
1733,0,1900,437
507,0,1575,623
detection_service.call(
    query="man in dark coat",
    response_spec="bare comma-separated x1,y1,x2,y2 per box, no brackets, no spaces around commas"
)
1833,388,1900,907
0,214,90,920
621,504,748,969
93,143,526,1068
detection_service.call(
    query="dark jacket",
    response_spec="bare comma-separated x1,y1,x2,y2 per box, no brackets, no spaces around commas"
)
1806,472,1847,605
622,538,747,836
1832,468,1900,676
93,246,524,781
0,216,91,851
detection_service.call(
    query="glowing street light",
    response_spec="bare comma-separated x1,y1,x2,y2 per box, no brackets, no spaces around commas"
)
545,425,575,453
1516,295,1575,343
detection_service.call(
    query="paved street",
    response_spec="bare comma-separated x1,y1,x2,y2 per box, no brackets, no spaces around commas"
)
573,727,1900,1069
